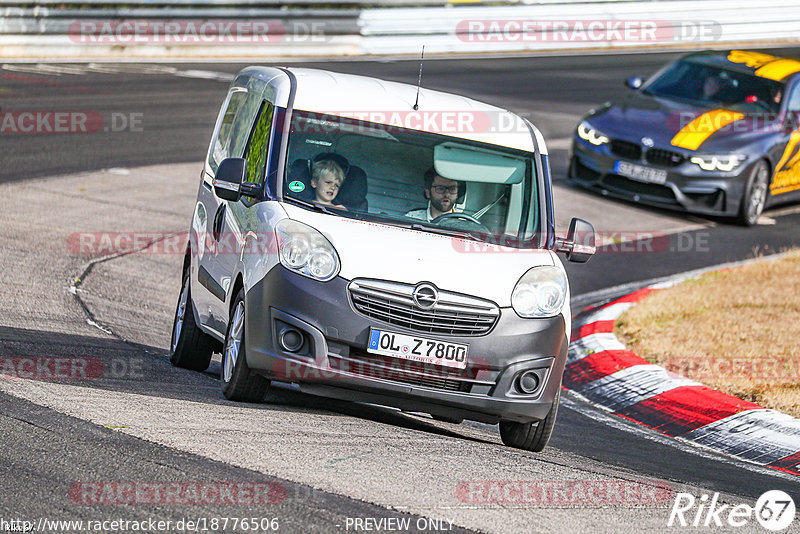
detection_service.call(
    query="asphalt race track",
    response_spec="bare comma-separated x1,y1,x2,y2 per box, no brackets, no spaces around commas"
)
1,50,799,533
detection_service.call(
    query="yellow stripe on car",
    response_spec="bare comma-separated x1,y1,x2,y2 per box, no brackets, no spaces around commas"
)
728,50,778,69
727,50,800,81
771,131,800,195
727,50,776,69
755,59,800,81
671,109,744,151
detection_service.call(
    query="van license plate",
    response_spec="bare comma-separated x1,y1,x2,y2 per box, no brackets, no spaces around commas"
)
367,329,468,369
614,161,667,184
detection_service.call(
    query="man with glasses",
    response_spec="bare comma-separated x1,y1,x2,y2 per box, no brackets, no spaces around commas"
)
405,167,463,222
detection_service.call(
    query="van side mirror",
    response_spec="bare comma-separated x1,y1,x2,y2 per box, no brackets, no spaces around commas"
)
625,76,644,90
213,158,260,201
555,218,596,263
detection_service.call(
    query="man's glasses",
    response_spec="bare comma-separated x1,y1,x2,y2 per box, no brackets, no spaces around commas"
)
430,185,458,195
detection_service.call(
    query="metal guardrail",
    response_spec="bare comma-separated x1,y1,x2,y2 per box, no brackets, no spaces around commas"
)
0,0,799,58
0,0,446,5
360,0,800,54
0,9,360,36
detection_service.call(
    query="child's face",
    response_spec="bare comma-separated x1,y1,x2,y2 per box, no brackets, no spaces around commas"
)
312,171,342,203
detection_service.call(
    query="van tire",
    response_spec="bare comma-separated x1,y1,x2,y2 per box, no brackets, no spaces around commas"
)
221,289,270,402
169,270,215,372
499,388,560,452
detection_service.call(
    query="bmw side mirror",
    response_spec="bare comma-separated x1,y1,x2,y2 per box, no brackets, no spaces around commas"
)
555,218,596,263
213,158,260,201
784,110,800,132
625,76,644,90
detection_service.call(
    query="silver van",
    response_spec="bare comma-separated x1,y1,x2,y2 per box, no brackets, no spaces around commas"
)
170,67,595,452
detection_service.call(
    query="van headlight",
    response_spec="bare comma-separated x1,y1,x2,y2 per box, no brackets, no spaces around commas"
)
577,121,610,146
275,219,340,282
511,266,567,318
689,154,746,172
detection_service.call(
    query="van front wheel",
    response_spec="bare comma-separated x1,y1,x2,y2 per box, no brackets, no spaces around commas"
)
169,271,214,372
221,289,270,402
499,388,560,452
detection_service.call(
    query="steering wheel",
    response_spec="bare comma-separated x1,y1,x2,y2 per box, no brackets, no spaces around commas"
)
431,212,490,233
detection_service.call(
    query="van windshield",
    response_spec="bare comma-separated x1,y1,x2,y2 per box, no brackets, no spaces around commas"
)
283,110,540,247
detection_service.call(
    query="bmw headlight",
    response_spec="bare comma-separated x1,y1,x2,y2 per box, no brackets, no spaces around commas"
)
511,266,568,318
275,219,340,282
689,154,746,172
577,121,610,146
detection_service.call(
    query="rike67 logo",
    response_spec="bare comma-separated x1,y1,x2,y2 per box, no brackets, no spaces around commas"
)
668,490,796,531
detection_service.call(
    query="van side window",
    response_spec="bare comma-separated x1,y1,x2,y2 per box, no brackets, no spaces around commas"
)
242,101,275,188
207,88,248,175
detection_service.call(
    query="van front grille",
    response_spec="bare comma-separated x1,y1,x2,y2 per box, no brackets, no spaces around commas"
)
348,279,499,336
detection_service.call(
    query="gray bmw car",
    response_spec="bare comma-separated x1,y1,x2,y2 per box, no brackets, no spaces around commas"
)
569,50,800,225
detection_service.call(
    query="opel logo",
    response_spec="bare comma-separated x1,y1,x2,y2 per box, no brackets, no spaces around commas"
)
413,283,438,310
641,137,654,147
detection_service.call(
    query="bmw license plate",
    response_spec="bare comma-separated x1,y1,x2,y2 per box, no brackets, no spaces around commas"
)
367,329,468,369
615,161,667,184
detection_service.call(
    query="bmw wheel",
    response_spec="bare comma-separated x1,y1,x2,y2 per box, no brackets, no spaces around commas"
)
499,388,560,452
169,270,215,371
737,160,770,226
221,288,271,402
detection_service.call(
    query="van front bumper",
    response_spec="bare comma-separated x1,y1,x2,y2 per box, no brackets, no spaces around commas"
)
244,265,568,424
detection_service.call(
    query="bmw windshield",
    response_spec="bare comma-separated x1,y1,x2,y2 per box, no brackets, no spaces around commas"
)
643,59,785,114
282,111,541,247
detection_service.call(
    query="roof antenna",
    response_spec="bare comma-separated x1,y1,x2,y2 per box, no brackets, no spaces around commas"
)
413,46,425,111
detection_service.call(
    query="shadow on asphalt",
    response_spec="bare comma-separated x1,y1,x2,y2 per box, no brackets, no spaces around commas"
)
0,325,495,445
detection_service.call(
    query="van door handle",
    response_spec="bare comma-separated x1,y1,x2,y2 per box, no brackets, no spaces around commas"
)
212,204,226,242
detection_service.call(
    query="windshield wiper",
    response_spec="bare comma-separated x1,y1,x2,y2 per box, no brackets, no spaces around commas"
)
409,223,482,242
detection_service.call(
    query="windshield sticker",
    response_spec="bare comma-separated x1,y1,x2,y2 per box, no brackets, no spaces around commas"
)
288,181,305,193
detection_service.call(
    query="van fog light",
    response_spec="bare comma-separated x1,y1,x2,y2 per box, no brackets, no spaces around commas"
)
517,370,540,394
511,266,567,318
279,327,304,353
